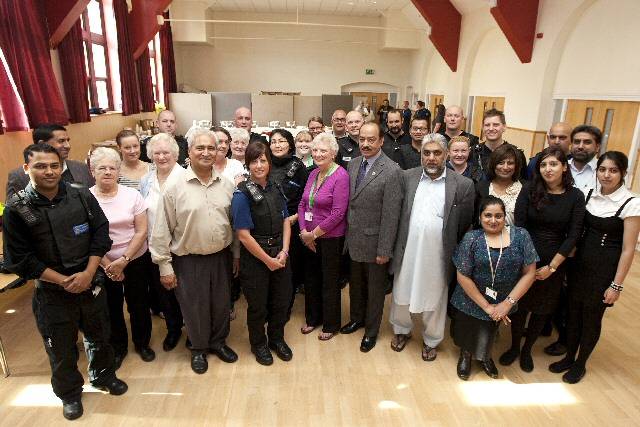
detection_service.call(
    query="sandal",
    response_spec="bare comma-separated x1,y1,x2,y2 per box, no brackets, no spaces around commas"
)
390,334,411,352
300,324,316,335
318,332,335,341
421,343,437,361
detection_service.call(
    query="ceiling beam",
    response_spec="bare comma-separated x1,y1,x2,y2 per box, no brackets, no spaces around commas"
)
45,0,90,48
411,0,461,72
490,0,540,63
129,0,172,59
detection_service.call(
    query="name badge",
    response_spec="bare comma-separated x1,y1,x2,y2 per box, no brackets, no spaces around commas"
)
485,287,497,300
305,211,313,221
73,222,89,235
343,156,352,162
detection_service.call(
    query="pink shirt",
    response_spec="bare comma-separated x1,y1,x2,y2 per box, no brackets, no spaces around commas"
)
91,184,148,261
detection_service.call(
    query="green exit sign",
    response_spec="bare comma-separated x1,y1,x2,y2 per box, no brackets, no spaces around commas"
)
365,69,375,75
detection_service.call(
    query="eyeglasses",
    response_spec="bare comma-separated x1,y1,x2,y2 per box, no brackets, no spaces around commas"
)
270,139,289,145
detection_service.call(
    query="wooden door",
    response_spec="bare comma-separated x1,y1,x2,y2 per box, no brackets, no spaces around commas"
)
350,92,390,122
429,94,444,117
471,96,506,139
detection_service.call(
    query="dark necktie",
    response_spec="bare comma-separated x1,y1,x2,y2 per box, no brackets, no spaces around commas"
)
356,160,368,189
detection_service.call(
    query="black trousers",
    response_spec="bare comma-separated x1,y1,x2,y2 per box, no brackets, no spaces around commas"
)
565,297,607,368
150,260,183,335
304,237,342,333
239,247,292,348
32,283,116,402
104,252,152,354
348,260,388,337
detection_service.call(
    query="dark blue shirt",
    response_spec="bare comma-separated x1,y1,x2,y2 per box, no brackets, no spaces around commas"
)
231,186,288,230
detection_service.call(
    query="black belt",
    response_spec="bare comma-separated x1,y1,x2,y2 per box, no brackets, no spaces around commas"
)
253,235,282,247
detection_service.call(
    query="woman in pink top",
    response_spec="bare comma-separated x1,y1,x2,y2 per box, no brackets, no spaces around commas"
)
298,133,350,340
90,148,154,368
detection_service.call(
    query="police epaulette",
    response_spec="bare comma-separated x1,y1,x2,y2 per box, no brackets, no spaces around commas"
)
286,159,302,179
244,181,264,203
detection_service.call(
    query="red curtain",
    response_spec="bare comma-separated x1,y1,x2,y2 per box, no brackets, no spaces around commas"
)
114,0,140,116
0,48,30,133
0,0,68,126
57,19,90,123
136,49,155,112
160,10,177,108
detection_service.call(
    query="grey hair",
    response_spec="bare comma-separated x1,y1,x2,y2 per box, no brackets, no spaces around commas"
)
90,147,121,171
229,127,250,143
421,133,448,152
146,132,179,160
311,132,339,155
187,128,219,149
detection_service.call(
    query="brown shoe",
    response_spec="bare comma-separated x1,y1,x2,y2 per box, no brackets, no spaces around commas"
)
390,334,411,352
421,343,437,361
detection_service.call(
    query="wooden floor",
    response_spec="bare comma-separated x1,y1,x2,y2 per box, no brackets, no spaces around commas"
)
1,261,640,427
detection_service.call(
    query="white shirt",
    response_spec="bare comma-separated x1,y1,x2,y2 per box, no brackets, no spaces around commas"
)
220,158,246,186
143,164,185,238
569,157,598,193
586,185,640,219
393,168,447,313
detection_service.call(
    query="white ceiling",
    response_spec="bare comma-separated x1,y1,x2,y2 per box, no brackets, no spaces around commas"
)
174,0,487,19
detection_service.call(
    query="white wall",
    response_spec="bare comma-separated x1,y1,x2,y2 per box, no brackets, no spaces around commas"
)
172,11,416,97
553,0,640,100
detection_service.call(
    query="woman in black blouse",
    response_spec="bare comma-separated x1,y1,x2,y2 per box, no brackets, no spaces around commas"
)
499,147,586,372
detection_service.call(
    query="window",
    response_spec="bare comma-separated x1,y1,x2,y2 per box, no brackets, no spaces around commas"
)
81,0,113,110
148,34,164,106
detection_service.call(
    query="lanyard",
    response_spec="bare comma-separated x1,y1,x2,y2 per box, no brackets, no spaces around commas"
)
309,163,337,209
485,228,505,289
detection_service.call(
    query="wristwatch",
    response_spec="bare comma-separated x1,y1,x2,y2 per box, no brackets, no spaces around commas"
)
122,255,131,262
506,296,517,305
548,264,557,273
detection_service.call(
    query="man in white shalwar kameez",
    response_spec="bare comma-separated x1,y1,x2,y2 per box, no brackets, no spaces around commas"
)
389,133,475,361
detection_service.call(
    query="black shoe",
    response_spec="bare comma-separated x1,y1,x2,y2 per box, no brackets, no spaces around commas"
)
210,345,238,363
360,335,377,353
191,353,208,374
562,365,586,384
340,321,364,335
63,400,83,420
163,332,181,352
544,341,567,356
457,350,471,381
113,352,127,371
253,345,274,366
135,346,156,362
519,351,534,372
498,348,519,366
481,358,499,379
268,340,293,361
94,377,128,395
549,357,575,374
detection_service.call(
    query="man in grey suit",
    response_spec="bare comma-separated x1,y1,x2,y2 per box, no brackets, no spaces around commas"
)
389,133,474,362
6,124,94,199
341,122,402,352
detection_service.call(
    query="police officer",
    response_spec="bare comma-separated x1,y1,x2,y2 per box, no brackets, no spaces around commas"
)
336,111,363,168
2,144,128,420
268,129,308,299
231,141,293,366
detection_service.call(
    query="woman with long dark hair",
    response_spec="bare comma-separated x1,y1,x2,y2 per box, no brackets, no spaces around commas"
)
549,151,640,383
500,146,585,372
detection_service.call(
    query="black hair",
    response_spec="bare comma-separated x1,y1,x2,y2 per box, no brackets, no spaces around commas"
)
486,144,521,182
32,123,66,144
571,125,602,145
361,121,384,138
386,109,403,122
269,128,295,155
597,151,628,184
530,146,574,210
23,143,62,163
479,195,506,217
245,141,272,170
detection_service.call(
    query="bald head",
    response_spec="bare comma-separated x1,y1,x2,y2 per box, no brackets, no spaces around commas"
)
157,109,177,135
345,110,364,138
234,107,252,131
547,122,572,154
444,105,464,133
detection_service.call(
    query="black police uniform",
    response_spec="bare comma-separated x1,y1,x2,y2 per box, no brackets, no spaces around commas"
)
270,155,308,299
382,131,411,164
472,141,528,180
232,180,292,350
2,182,116,403
336,135,361,169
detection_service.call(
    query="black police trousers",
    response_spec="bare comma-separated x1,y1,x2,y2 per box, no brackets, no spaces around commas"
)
32,283,116,402
239,247,292,349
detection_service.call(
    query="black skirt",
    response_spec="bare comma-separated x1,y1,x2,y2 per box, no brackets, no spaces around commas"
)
452,310,499,361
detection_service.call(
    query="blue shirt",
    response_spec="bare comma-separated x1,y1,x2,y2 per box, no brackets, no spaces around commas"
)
231,184,288,230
